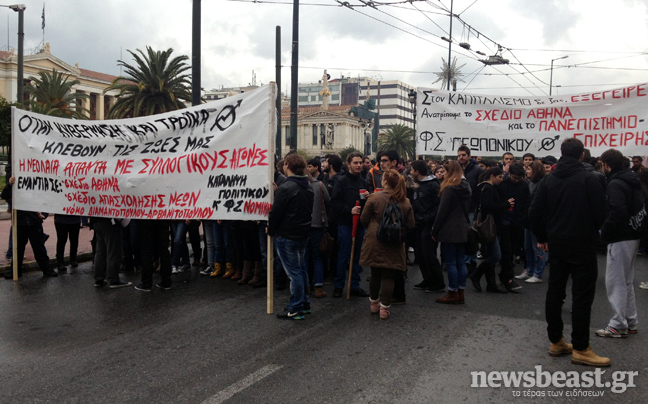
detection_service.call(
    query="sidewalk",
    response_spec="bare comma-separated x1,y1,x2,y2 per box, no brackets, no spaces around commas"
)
0,203,95,272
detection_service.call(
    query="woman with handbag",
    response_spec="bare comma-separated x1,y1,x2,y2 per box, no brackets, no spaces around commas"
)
469,166,511,294
359,169,415,319
431,161,472,304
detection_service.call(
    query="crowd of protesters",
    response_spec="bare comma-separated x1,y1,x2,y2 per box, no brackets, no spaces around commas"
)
3,139,648,366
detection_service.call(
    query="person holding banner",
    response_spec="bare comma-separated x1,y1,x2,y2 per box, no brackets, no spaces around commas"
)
1,176,57,280
268,153,314,320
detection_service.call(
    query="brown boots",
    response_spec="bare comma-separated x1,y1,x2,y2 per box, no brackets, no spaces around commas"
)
436,290,464,304
222,262,236,278
571,345,611,367
246,261,263,285
237,261,254,284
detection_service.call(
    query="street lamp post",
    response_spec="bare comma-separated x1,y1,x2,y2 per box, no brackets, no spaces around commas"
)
549,55,568,96
2,4,26,107
408,89,417,160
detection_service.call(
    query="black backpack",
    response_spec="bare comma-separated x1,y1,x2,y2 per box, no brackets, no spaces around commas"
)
376,194,407,244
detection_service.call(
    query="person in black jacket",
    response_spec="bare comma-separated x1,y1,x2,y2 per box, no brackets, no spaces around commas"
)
2,176,57,279
469,167,509,294
595,148,644,338
330,152,370,298
457,145,484,273
529,138,609,367
268,153,314,319
410,160,444,293
497,162,530,292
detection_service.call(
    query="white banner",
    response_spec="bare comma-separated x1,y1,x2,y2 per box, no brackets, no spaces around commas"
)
415,83,648,157
12,84,276,220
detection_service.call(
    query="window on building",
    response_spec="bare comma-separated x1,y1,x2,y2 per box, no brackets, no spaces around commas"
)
331,94,339,101
299,96,308,102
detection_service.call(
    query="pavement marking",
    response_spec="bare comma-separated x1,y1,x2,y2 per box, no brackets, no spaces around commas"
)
202,364,282,404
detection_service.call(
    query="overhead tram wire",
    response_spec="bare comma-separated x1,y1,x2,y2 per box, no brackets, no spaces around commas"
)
460,64,486,91
505,49,550,86
457,0,479,15
489,64,537,96
504,62,548,95
409,1,449,36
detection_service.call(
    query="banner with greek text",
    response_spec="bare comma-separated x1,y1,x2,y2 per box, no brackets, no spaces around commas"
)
12,84,276,220
415,83,648,157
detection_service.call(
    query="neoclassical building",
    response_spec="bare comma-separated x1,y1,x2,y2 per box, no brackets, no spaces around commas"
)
0,43,119,120
280,104,373,157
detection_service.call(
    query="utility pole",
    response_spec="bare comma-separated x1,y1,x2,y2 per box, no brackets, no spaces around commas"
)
289,0,299,152
446,0,453,91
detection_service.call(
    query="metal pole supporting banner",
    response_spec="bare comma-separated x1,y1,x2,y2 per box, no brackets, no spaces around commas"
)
289,0,299,152
276,26,282,160
191,0,201,106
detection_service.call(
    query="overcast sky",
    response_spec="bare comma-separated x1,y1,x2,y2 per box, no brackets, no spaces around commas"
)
2,0,646,97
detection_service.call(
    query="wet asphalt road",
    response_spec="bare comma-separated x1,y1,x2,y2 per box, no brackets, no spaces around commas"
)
1,253,647,404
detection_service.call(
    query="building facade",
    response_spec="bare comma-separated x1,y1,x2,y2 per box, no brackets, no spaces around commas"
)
0,43,119,120
296,76,415,132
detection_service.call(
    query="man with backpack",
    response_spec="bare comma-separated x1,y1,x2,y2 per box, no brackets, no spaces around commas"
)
596,149,643,338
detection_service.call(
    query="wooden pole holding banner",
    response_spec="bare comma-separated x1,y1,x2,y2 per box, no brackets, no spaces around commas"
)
267,81,278,314
11,209,17,281
267,234,274,314
346,201,360,300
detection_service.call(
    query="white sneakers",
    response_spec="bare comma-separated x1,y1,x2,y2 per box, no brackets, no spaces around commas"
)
639,281,648,290
515,272,543,283
515,272,533,280
525,276,543,284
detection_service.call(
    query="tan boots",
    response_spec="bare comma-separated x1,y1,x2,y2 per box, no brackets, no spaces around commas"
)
549,337,573,357
550,338,610,367
571,345,611,367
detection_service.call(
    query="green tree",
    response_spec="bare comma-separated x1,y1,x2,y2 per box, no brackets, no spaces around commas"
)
105,47,192,118
0,97,20,149
338,146,362,162
376,124,415,161
24,69,90,119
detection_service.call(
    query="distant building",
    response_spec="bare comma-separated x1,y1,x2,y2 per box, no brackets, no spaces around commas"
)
297,76,415,132
0,43,119,120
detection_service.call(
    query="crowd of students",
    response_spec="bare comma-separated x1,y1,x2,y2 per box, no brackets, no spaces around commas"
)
3,141,648,365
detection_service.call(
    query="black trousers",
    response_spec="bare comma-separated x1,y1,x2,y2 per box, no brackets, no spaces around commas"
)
498,222,523,283
415,224,445,290
16,223,51,274
55,222,80,265
545,244,598,351
138,220,172,288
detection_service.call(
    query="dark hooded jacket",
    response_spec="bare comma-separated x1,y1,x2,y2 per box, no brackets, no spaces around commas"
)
412,175,441,226
432,179,471,243
462,158,484,212
268,175,314,239
529,156,606,248
477,181,510,233
601,168,645,243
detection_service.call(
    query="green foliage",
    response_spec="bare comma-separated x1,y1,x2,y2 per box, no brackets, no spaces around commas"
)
338,146,362,162
376,124,415,161
0,97,21,148
105,47,192,118
24,69,90,119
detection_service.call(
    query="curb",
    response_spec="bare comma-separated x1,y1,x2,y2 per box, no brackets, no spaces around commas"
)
1,251,94,273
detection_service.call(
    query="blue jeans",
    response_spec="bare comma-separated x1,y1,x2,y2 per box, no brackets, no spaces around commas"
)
442,242,467,292
524,228,547,278
171,221,189,266
204,221,233,268
334,224,365,290
305,228,325,287
275,237,310,312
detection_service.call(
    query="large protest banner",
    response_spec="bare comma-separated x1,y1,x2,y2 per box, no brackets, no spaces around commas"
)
415,83,648,157
11,84,276,221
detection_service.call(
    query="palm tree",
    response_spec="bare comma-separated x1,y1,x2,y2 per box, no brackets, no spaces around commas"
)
376,124,415,161
105,47,192,118
24,69,89,119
